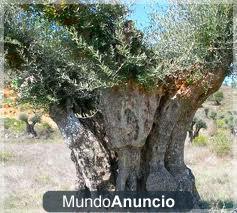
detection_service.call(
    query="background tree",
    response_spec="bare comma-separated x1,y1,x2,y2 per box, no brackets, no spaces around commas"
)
194,119,208,138
209,111,217,120
3,1,233,208
212,91,224,105
188,117,208,142
18,113,41,137
224,112,237,135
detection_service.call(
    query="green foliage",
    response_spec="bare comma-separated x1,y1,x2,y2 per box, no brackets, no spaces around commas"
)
18,113,28,122
209,110,237,132
18,113,41,124
224,113,237,133
0,151,14,162
149,2,233,77
3,98,14,105
210,131,232,156
195,119,207,130
4,117,26,133
30,114,41,124
189,117,208,143
193,135,208,146
4,4,155,109
39,122,52,130
213,91,224,105
209,111,217,120
4,3,233,109
216,119,226,128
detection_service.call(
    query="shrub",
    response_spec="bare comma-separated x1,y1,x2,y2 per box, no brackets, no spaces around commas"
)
193,135,208,146
37,122,54,139
18,113,41,137
217,112,225,119
213,91,224,105
209,111,217,120
4,117,26,133
225,115,237,134
30,114,41,124
40,122,51,130
216,119,226,128
18,113,28,122
210,131,232,157
196,119,207,130
0,151,14,162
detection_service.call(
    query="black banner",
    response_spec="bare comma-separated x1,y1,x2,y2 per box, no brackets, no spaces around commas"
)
43,191,194,212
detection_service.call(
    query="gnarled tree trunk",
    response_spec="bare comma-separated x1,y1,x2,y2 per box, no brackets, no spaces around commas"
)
49,69,225,208
49,106,115,191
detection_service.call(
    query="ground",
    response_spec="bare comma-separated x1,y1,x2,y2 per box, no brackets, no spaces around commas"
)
0,85,237,212
0,135,76,212
1,135,236,212
185,142,236,210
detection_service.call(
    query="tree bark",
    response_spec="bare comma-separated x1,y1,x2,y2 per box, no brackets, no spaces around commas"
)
49,68,226,209
49,105,115,191
26,122,37,137
22,120,37,137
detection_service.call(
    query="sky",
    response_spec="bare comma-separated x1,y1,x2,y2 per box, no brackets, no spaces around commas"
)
128,3,152,31
127,1,168,32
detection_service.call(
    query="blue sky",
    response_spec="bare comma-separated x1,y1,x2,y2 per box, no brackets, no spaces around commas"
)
127,1,168,32
128,4,152,31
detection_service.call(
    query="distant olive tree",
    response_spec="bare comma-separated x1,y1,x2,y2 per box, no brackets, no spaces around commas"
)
19,113,41,137
225,113,237,135
188,117,207,142
213,91,224,105
209,111,218,120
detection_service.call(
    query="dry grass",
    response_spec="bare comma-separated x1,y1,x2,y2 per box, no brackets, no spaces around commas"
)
185,141,237,210
1,136,236,211
186,86,237,210
1,135,76,212
205,86,235,112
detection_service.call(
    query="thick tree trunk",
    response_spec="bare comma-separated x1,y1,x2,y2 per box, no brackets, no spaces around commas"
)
22,120,38,137
100,84,161,191
49,69,225,209
26,122,37,137
49,106,114,191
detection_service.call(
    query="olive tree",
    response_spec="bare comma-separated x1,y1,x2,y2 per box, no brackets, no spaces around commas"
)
3,1,233,207
188,117,208,142
18,113,41,137
213,91,224,105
